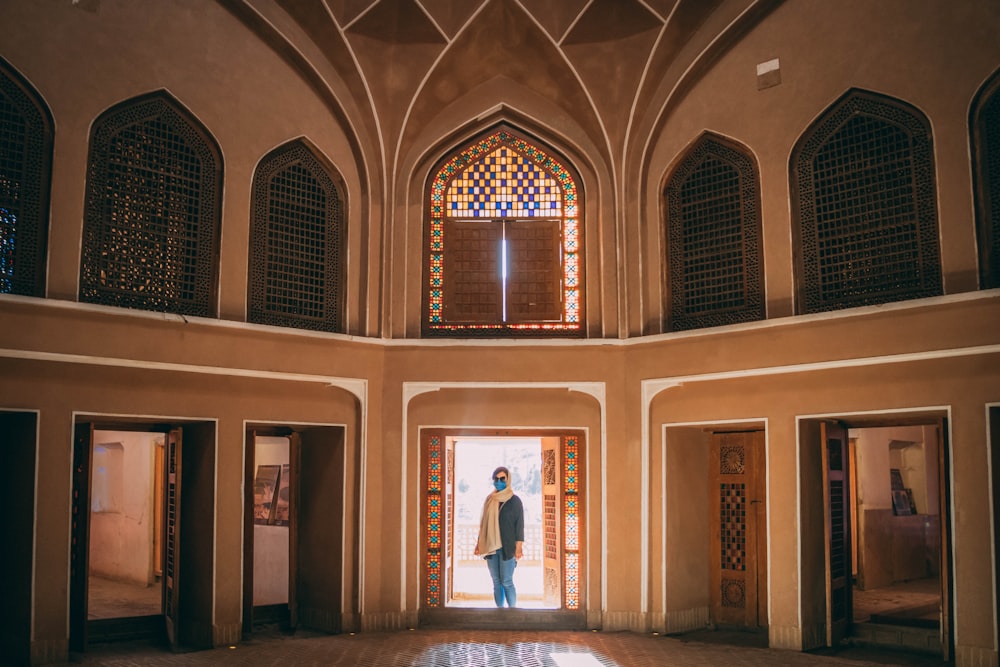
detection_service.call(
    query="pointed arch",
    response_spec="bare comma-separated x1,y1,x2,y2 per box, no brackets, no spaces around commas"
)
971,68,1000,289
0,58,53,297
248,139,346,333
791,89,941,314
662,132,764,331
80,91,222,317
422,126,583,337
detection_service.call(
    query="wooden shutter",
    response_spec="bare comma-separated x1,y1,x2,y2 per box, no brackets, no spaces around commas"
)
69,422,94,652
443,219,502,323
822,421,851,646
505,219,562,323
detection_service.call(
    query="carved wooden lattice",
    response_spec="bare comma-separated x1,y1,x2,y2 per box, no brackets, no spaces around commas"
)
665,135,763,331
972,71,1000,289
0,62,52,297
80,93,221,316
793,90,940,313
249,141,345,332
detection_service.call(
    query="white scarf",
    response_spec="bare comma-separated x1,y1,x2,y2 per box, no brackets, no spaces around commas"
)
477,485,514,557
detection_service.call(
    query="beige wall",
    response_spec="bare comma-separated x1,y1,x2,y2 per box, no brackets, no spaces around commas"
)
0,1,998,665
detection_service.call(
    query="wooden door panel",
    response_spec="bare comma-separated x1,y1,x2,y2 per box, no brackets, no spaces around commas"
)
506,219,562,322
243,428,257,637
296,427,344,633
443,219,502,323
822,422,851,646
710,431,765,628
164,428,182,650
69,422,94,653
541,436,561,607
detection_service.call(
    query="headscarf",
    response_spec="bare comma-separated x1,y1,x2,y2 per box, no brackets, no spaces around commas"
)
476,481,514,557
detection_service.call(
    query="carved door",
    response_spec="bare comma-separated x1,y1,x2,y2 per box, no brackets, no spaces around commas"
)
710,430,766,627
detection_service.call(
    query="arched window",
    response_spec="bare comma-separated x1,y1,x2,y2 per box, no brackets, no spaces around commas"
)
791,89,941,314
248,141,345,332
0,59,53,297
663,134,764,331
423,128,582,336
80,92,222,317
971,69,1000,289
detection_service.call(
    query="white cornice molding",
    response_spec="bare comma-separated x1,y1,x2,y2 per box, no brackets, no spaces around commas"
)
2,289,997,348
0,347,367,401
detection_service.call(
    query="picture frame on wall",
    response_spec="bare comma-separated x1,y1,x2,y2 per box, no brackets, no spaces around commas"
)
890,468,905,491
891,488,913,515
253,464,280,525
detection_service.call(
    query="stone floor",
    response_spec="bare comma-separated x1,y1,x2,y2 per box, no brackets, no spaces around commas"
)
75,577,950,666
71,628,951,667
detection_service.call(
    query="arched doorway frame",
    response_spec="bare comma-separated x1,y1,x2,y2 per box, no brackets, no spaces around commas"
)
402,381,605,624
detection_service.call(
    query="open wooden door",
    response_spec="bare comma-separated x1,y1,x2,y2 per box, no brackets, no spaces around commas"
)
242,428,257,637
937,418,953,661
709,430,766,628
822,421,851,646
163,428,182,649
69,422,94,653
541,436,562,607
293,427,344,633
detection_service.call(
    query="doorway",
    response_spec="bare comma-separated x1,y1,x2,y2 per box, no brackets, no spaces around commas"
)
447,436,557,609
70,420,216,653
242,425,346,637
800,415,952,658
420,429,584,627
0,411,37,665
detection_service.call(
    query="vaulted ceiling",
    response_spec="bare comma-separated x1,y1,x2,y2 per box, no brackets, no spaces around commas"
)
222,0,779,189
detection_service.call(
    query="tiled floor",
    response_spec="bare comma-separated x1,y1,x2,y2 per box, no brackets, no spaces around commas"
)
853,578,940,625
77,578,948,666
73,628,951,667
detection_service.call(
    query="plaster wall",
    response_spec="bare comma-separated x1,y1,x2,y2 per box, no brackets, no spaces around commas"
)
641,0,1000,332
88,430,159,586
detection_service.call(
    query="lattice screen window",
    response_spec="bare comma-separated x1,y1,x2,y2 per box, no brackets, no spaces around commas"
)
792,89,941,314
248,142,345,332
424,129,582,337
0,61,53,297
80,93,221,317
664,134,763,331
971,70,1000,289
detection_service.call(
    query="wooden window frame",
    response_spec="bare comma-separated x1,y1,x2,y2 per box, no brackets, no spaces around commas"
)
423,128,583,337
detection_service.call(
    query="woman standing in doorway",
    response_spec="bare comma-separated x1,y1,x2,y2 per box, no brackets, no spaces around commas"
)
473,466,524,607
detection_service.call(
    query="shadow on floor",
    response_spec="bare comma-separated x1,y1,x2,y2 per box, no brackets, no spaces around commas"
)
673,629,949,666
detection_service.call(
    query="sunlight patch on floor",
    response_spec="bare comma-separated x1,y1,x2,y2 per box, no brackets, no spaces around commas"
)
550,652,608,667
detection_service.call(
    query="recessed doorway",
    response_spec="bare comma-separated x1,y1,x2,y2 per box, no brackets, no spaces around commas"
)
799,414,952,659
448,436,551,609
242,425,346,637
70,419,216,654
420,429,585,629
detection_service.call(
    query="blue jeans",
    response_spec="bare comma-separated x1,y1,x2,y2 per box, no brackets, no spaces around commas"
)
485,553,517,607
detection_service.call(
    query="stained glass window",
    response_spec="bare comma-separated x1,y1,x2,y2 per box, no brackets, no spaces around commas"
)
425,435,443,606
563,435,580,609
0,61,52,297
425,130,582,336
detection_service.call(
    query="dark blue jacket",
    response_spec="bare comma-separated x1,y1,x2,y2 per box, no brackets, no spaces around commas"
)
497,494,525,561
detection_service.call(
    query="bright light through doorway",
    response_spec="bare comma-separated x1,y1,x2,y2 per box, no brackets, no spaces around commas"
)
449,437,554,608
550,653,606,667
